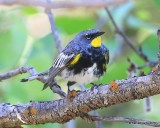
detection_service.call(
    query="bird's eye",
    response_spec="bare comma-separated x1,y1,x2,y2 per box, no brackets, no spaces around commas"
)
85,34,91,40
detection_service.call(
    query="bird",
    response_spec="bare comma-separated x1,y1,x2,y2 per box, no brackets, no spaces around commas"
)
21,29,109,98
43,29,109,94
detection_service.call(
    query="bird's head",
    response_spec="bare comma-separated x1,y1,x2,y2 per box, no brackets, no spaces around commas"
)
74,29,105,48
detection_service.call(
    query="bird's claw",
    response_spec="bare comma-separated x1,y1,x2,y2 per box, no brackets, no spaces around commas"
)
91,83,99,91
66,90,79,101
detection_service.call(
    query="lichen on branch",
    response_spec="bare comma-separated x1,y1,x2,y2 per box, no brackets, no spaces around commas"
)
0,71,160,127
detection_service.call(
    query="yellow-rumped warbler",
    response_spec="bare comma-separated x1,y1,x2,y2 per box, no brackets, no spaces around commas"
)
21,29,109,95
44,29,109,91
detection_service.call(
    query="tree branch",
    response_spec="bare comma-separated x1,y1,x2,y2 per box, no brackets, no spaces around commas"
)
157,28,160,70
1,71,160,127
45,0,63,53
91,116,160,127
0,66,32,81
0,66,48,83
0,0,127,9
105,8,152,63
0,66,66,98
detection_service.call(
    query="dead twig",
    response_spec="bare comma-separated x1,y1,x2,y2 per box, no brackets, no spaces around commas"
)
0,66,32,81
91,116,160,127
0,0,127,9
157,28,160,70
45,0,63,53
105,8,149,62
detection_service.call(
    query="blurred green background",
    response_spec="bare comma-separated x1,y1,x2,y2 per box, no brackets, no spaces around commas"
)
0,0,160,128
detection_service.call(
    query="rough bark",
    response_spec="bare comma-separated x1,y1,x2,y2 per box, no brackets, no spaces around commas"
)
0,71,160,127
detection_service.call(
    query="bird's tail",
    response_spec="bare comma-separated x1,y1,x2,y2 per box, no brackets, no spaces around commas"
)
42,77,56,90
21,70,57,91
42,82,49,90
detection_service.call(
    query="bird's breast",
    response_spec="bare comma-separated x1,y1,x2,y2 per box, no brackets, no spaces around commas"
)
60,63,99,84
60,48,107,84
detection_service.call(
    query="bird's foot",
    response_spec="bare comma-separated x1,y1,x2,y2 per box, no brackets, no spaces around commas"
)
90,83,99,91
66,90,79,101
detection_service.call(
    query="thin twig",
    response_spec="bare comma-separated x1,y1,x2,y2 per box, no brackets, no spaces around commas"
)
43,0,66,98
24,68,66,98
157,28,160,70
26,67,48,83
0,66,32,81
0,66,48,83
18,0,65,98
105,7,148,62
0,66,66,98
137,62,158,69
93,111,103,128
105,9,158,116
91,116,160,127
145,97,151,112
45,0,63,53
0,0,127,9
20,1,65,97
79,84,103,128
65,120,76,128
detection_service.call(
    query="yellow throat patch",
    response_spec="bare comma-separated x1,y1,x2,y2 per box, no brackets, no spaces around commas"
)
91,36,101,47
70,54,81,65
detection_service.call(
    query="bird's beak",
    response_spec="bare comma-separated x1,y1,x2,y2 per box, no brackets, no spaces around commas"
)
96,31,105,37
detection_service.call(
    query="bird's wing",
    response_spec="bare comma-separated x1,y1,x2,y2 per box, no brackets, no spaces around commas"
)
50,52,75,77
102,44,109,64
42,52,78,90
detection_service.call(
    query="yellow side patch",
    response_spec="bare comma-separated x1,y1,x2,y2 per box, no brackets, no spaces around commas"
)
105,53,108,61
91,36,101,47
70,54,81,65
103,63,106,70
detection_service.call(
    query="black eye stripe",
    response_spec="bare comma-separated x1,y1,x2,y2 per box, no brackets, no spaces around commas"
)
85,34,92,40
